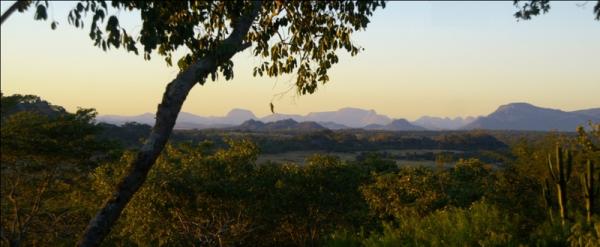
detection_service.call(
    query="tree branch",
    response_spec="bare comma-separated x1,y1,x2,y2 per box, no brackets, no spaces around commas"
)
76,2,262,246
0,0,30,26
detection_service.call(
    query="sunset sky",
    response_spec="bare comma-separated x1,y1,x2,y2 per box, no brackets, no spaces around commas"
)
1,1,599,120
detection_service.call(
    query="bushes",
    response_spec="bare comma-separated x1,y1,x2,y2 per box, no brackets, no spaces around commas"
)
2,97,598,247
528,214,600,247
361,158,492,220
93,141,374,246
326,202,522,247
5,135,598,246
361,167,447,219
0,104,117,246
364,202,521,247
568,221,600,247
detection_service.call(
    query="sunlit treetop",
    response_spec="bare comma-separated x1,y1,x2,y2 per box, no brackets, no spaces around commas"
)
16,0,385,95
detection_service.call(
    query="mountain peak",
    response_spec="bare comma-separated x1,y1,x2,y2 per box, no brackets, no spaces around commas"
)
226,108,256,118
338,107,376,114
96,103,598,131
412,115,476,130
390,118,411,125
304,107,390,127
261,113,304,122
496,102,539,112
365,118,425,131
464,102,598,131
235,118,323,132
275,118,298,125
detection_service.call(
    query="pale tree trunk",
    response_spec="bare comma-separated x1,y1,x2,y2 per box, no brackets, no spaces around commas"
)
77,2,262,246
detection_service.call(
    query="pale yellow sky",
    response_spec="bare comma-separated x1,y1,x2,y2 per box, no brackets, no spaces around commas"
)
1,2,599,120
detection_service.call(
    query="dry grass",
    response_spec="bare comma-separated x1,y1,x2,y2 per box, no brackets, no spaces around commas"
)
256,149,458,167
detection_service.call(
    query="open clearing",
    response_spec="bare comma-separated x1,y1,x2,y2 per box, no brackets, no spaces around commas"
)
256,149,459,167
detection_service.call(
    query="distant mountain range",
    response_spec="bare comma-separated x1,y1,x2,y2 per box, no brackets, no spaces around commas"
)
97,103,599,132
364,119,426,131
233,119,326,132
99,108,257,129
463,103,600,131
413,116,476,130
97,107,393,130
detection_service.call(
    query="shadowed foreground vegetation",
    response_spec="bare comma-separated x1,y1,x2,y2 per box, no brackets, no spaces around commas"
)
1,94,599,246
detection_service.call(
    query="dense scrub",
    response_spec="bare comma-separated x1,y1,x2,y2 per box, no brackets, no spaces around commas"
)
1,94,599,246
172,129,509,154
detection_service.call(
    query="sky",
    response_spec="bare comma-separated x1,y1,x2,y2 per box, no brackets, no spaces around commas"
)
1,1,599,120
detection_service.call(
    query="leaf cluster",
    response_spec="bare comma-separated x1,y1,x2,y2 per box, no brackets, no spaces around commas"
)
26,0,384,92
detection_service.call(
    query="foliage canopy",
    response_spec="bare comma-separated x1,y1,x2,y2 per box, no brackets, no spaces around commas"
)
20,0,385,95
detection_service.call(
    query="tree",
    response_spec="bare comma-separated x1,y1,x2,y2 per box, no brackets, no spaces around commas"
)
513,0,600,21
91,142,373,246
2,1,385,245
0,94,114,246
3,0,598,246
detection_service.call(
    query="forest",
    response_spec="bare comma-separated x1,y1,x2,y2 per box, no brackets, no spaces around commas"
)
1,94,599,246
1,1,600,246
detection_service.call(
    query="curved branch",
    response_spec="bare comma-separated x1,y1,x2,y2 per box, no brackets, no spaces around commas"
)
76,2,263,246
0,0,30,25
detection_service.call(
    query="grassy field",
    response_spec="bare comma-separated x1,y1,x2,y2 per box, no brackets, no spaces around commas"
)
256,149,459,167
257,151,355,165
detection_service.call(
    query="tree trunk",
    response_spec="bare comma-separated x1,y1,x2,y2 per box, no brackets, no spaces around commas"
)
77,2,261,246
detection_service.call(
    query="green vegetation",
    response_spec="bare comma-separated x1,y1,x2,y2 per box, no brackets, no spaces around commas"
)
3,1,598,245
547,145,574,225
1,93,599,246
1,94,118,246
582,160,598,224
2,2,388,243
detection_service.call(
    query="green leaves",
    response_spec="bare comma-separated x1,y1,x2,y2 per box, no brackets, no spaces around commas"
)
76,2,84,12
0,93,117,246
90,140,370,246
25,0,385,95
106,15,118,30
249,1,384,95
67,1,138,54
34,4,47,20
105,15,121,48
19,0,600,94
513,0,551,21
67,1,87,29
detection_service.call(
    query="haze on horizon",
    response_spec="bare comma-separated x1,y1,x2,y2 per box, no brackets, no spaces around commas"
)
1,1,599,120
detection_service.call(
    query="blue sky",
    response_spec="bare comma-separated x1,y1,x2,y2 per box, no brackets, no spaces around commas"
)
1,1,599,120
